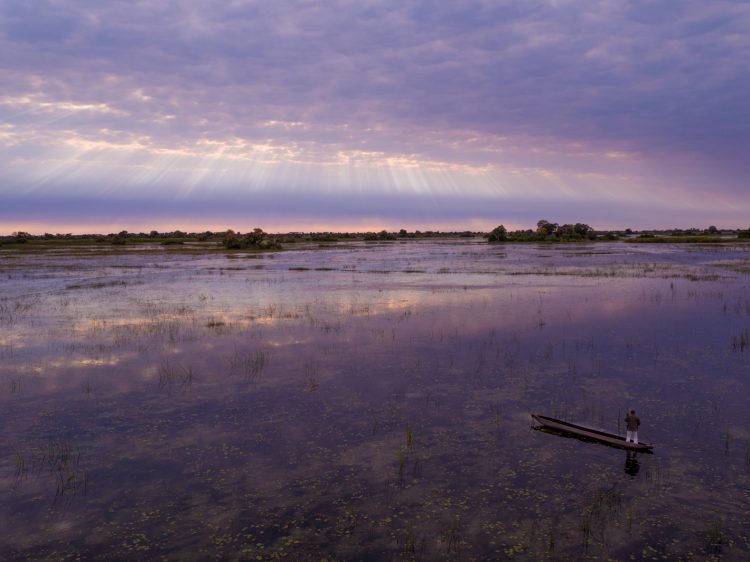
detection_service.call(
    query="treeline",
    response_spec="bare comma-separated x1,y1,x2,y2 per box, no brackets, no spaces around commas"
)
487,220,608,242
3,224,749,249
0,228,485,249
0,230,218,245
487,221,750,243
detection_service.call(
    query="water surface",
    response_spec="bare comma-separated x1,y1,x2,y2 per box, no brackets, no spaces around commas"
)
2,239,750,560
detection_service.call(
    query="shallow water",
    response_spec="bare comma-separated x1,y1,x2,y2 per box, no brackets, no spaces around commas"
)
2,239,750,560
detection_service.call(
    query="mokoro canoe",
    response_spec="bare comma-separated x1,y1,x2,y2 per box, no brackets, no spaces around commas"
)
531,414,654,452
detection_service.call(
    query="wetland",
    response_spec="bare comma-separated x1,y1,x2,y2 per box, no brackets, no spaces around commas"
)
2,238,750,560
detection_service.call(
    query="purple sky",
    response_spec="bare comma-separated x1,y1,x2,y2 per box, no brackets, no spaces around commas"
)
1,1,749,234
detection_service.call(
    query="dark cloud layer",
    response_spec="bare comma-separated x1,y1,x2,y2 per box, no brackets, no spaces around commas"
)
1,1,749,231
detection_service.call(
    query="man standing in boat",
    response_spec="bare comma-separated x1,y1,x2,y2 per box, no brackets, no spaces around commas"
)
625,409,640,444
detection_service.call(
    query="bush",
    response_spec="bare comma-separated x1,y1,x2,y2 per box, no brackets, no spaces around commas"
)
222,228,281,250
487,225,507,242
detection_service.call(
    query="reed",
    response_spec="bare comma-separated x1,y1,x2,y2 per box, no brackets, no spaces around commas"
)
398,450,406,486
305,360,319,392
158,359,194,389
15,449,27,479
228,347,268,379
724,426,732,455
580,483,623,551
730,330,748,352
705,518,724,555
439,519,463,558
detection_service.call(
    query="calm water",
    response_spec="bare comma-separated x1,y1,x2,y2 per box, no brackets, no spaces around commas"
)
2,239,750,560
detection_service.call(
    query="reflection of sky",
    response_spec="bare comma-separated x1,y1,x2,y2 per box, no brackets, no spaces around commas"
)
2,1,750,232
2,239,745,395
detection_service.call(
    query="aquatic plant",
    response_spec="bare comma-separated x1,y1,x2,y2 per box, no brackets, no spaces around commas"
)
228,347,268,379
730,330,748,352
158,359,194,389
705,518,725,555
405,423,414,451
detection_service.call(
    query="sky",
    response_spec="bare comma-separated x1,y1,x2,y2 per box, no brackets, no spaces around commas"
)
1,0,749,234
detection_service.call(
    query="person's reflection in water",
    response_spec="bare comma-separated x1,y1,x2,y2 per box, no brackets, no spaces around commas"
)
624,451,640,478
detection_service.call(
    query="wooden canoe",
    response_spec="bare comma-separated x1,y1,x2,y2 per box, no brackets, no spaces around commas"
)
531,414,654,452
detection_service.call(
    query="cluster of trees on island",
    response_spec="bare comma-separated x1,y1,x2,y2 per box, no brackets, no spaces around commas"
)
488,220,599,242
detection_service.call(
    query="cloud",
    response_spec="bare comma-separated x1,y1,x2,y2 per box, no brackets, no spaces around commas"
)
1,0,749,230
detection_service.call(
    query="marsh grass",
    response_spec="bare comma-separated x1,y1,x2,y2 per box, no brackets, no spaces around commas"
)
0,342,14,359
405,423,414,451
158,359,194,389
398,450,406,486
730,330,748,352
580,483,623,552
724,426,732,454
439,519,464,558
396,527,427,560
228,347,268,379
705,518,726,555
645,459,671,489
14,449,27,480
65,279,129,290
305,360,319,392
0,295,40,325
14,439,89,503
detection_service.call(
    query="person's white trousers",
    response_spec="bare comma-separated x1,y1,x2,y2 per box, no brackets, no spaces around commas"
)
626,431,639,444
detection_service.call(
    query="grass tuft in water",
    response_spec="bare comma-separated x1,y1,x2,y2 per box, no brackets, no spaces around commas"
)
730,329,748,352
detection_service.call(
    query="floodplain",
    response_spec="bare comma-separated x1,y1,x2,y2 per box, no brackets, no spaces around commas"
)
2,238,750,560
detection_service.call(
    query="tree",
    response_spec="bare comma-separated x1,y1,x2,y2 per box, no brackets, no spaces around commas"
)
241,228,266,246
223,228,280,250
222,229,241,249
487,225,507,242
556,224,576,237
536,220,557,236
